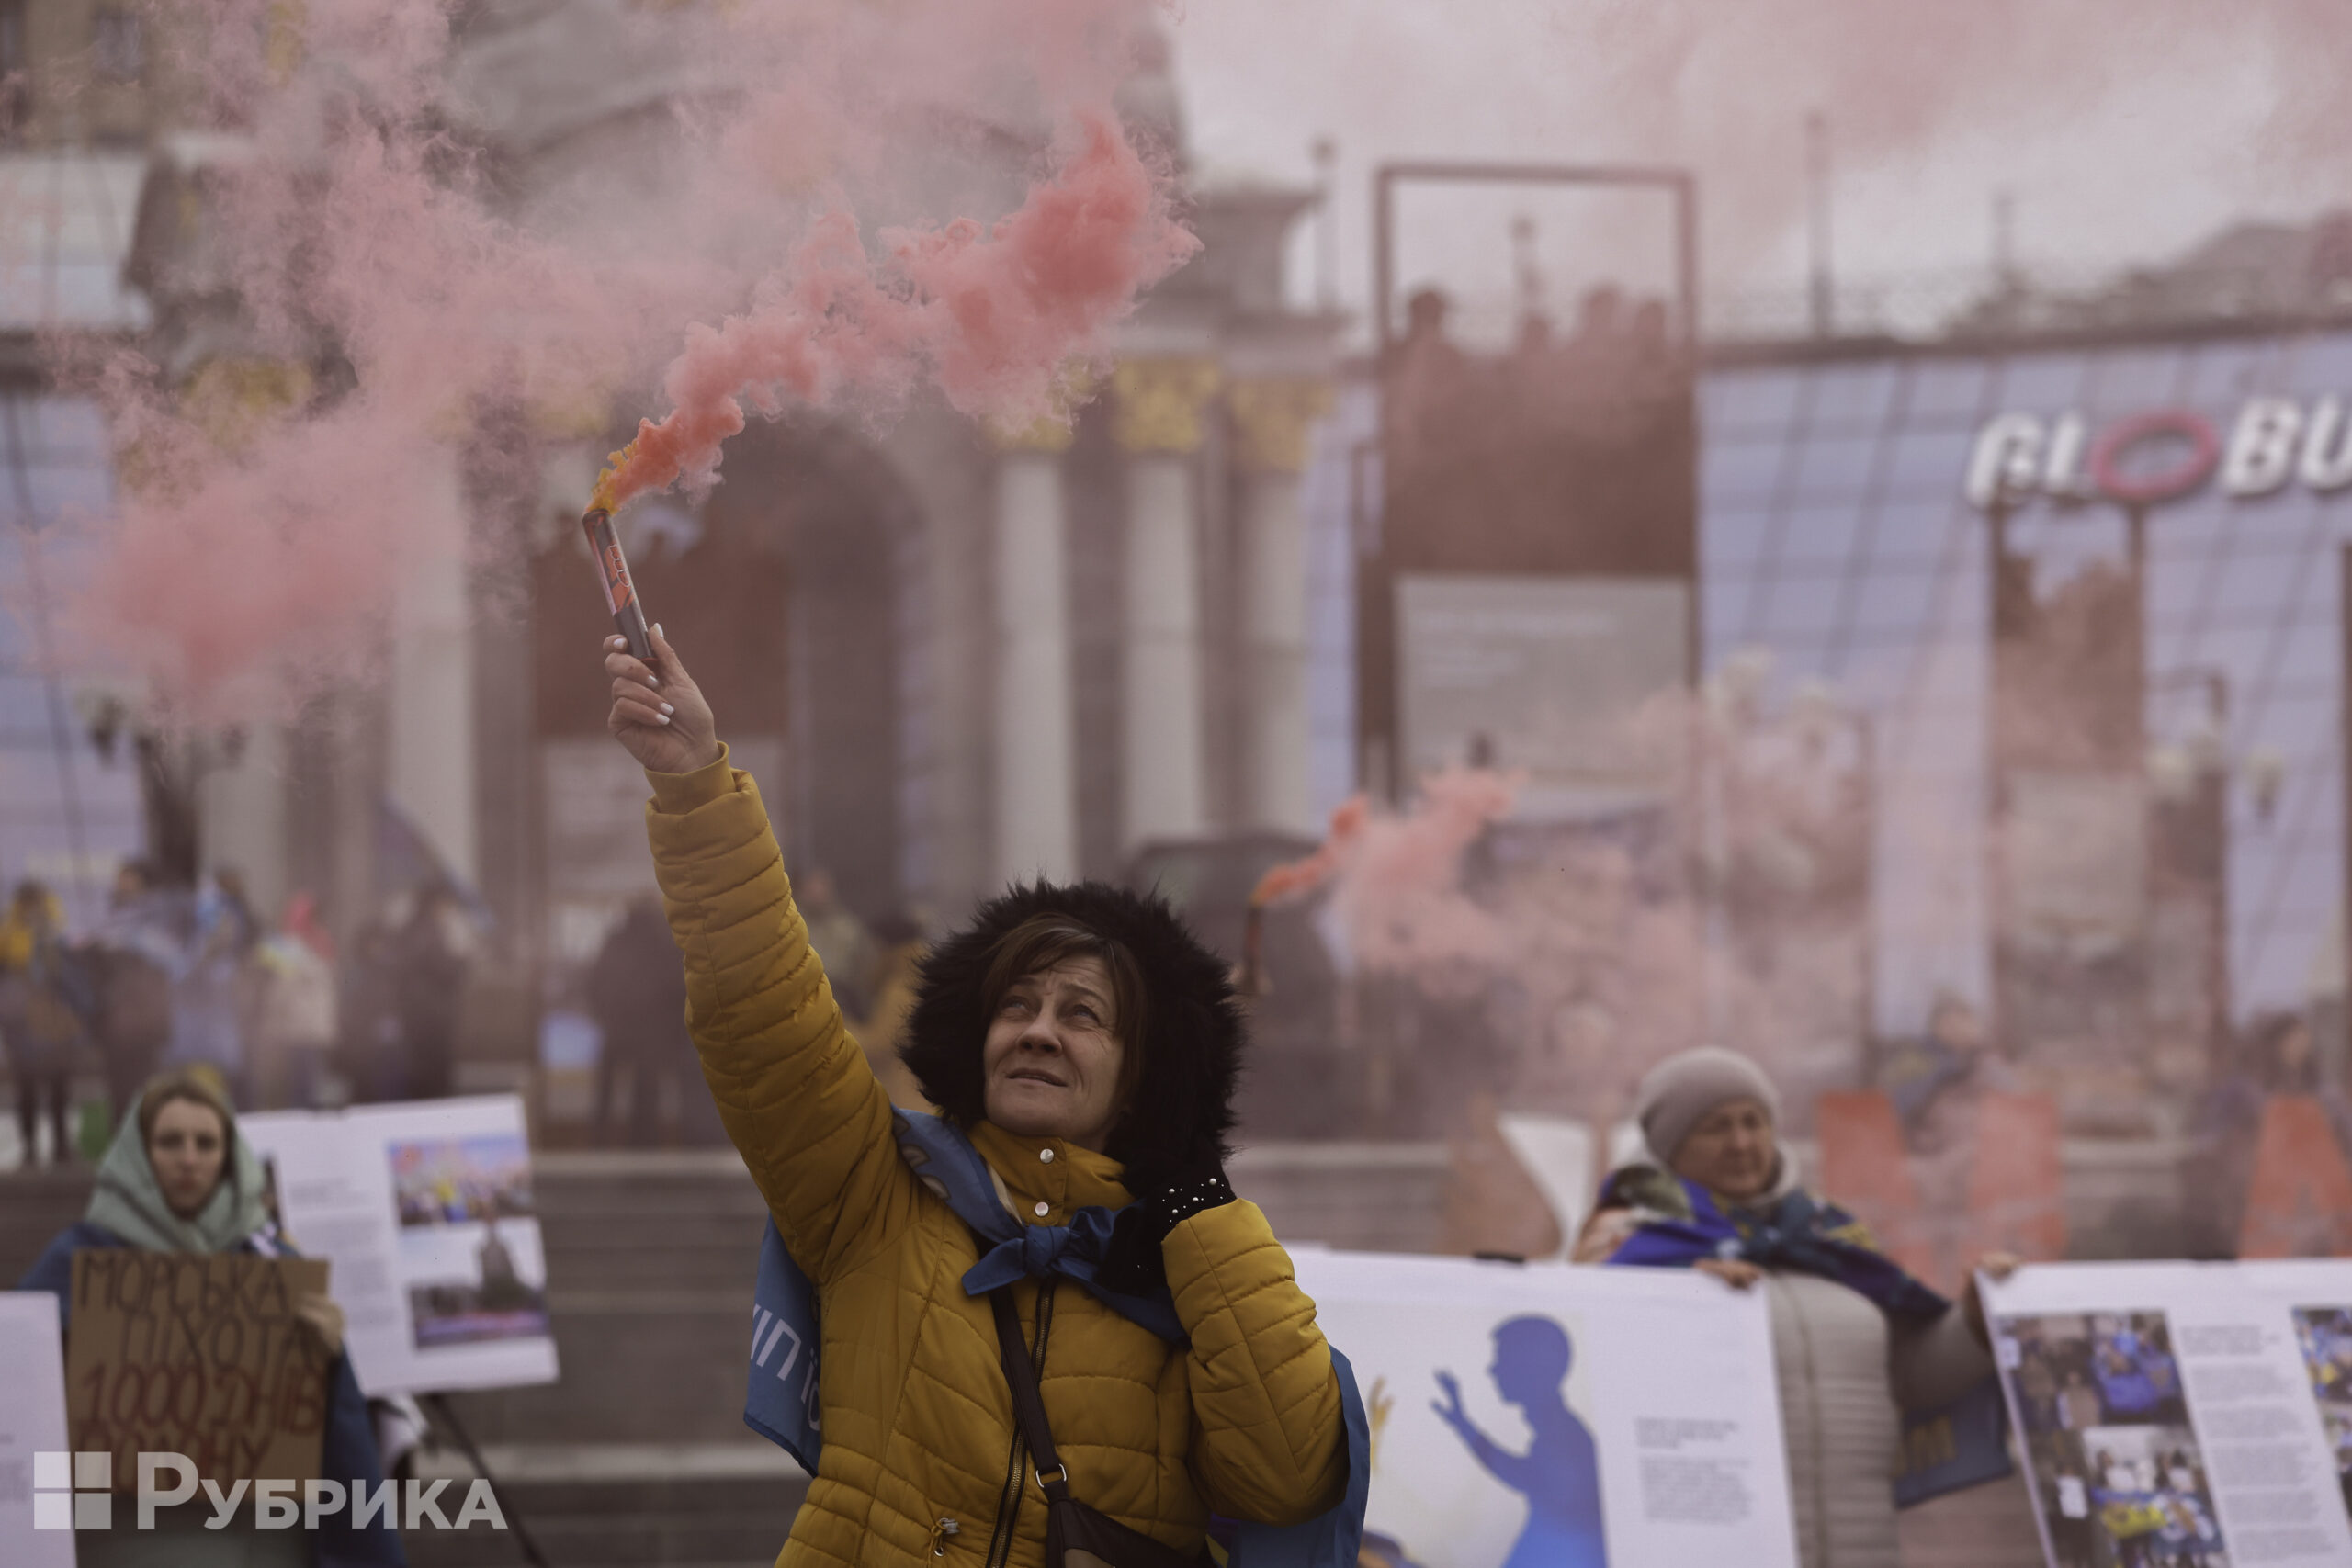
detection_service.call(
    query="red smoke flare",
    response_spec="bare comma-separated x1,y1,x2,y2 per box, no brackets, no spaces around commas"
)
596,109,1195,510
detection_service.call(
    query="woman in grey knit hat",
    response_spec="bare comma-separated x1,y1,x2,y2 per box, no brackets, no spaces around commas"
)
1576,1045,2019,1568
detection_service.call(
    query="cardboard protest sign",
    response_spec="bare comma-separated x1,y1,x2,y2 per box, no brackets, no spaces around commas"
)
66,1251,332,1490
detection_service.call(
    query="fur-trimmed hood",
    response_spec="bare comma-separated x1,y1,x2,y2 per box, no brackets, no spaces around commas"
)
899,881,1243,1190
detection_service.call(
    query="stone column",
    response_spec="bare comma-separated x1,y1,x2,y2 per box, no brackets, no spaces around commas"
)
199,721,288,919
385,448,478,886
989,417,1080,886
1112,358,1223,852
1229,378,1333,836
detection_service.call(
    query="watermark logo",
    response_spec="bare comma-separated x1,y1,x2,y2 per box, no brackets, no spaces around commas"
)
32,1451,111,1530
32,1451,505,1531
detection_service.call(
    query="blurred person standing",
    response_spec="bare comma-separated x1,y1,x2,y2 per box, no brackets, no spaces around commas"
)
391,884,472,1100
586,896,692,1146
0,881,83,1165
171,867,262,1094
243,892,341,1111
1577,1045,2015,1568
1883,993,2018,1143
1880,992,2021,1279
798,866,878,1018
2189,1010,2343,1256
87,859,184,1127
339,913,404,1101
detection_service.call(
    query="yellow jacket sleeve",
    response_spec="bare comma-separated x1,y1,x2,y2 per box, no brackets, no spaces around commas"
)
1164,1199,1348,1526
643,749,918,1284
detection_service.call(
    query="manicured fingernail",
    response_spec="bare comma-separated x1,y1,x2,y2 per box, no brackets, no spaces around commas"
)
656,713,672,725
654,623,664,637
661,702,675,716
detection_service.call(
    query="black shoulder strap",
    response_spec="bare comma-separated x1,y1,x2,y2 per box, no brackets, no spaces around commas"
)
987,1285,1073,1503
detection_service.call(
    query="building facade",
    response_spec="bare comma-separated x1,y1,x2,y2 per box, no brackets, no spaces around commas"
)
1302,316,2352,1122
52,4,1343,1068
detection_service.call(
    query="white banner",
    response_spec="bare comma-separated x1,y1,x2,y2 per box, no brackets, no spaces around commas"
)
242,1095,559,1397
1294,1250,1797,1568
0,1292,75,1567
1983,1259,2352,1568
1395,573,1689,822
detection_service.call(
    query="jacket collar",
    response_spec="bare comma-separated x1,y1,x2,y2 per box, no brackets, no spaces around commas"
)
968,1120,1134,1224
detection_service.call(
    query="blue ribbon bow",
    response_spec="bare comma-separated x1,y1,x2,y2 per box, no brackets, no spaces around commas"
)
958,1199,1189,1343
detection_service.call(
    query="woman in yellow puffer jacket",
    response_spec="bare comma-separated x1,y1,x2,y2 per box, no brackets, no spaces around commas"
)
602,626,1351,1567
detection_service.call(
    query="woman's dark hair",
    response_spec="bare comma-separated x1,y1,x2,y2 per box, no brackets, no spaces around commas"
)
978,914,1149,1106
901,882,1243,1189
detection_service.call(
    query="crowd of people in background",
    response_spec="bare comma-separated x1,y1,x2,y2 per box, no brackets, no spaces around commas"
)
0,846,939,1163
10,843,2352,1179
0,863,480,1164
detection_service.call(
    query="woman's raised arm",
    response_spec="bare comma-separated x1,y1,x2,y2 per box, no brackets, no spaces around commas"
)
606,626,917,1283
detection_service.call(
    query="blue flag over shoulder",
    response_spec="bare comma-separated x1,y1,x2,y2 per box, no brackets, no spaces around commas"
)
743,1111,1369,1566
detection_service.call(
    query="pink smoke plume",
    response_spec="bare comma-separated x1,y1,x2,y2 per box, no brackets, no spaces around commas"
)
1270,768,1524,990
1278,687,1891,1134
597,109,1196,509
1251,795,1370,908
57,0,1191,714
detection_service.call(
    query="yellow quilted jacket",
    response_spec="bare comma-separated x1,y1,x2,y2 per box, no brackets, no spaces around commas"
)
645,752,1348,1567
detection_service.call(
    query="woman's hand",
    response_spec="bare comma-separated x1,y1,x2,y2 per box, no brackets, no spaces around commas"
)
1695,1258,1763,1291
605,624,721,774
1963,1250,2024,1346
1570,1208,1637,1264
294,1292,345,1359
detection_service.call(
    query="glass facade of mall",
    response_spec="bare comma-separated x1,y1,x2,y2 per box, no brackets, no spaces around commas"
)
1701,331,2352,1032
1306,327,2352,1039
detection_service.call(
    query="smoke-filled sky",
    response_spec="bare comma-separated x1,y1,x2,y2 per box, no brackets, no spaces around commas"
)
1172,0,2344,333
68,0,1192,715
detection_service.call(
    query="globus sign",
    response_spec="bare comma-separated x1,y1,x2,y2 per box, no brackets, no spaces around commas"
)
1963,396,2352,510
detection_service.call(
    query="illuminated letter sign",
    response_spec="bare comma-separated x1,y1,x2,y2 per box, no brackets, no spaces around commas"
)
1964,412,2044,509
1959,396,2352,509
2086,410,2220,507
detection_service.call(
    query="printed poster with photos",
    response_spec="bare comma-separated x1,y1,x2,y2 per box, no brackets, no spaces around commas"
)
1291,1249,1798,1568
1983,1258,2352,1568
242,1095,560,1396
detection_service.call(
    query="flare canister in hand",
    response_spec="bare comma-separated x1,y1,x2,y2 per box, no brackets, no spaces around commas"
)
581,505,652,661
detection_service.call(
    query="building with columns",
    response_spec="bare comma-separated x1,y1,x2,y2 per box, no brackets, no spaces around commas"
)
98,4,1341,1032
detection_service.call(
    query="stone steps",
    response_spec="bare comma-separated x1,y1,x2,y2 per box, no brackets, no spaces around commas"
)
401,1443,807,1568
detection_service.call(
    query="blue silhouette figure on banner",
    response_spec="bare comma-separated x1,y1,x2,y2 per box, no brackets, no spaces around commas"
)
1432,1317,1607,1568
